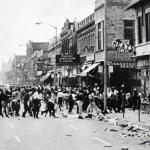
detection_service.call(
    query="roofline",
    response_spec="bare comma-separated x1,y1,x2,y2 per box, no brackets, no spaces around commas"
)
126,0,148,10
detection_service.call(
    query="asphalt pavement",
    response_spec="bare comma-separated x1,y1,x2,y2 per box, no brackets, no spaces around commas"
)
0,110,150,150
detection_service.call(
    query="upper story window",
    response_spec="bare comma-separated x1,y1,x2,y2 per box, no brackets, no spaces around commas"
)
145,12,150,42
98,21,104,51
138,16,143,44
124,20,135,45
98,22,101,50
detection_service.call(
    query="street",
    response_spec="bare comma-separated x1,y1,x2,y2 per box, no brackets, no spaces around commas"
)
0,0,150,149
0,111,150,150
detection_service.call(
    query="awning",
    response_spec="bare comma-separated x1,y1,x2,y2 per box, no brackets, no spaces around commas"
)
43,69,62,79
80,63,100,76
81,63,91,71
41,71,52,82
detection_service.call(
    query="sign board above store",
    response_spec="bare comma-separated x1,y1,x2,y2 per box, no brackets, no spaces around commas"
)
112,39,134,53
56,54,80,65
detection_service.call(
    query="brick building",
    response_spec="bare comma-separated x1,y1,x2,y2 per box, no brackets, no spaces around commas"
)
77,13,96,86
59,19,80,87
93,0,138,90
26,41,49,86
127,0,150,98
41,37,62,86
11,55,26,85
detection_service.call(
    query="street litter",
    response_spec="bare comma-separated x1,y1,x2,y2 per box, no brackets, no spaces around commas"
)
110,129,118,132
65,134,72,137
139,140,150,145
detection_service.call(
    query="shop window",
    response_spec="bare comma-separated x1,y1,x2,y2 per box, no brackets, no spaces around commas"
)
145,12,150,42
124,20,135,45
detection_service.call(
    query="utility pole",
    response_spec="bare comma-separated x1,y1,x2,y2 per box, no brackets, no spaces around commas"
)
104,0,107,113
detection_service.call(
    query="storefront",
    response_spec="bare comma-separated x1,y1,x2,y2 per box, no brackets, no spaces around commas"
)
108,61,139,91
137,55,150,97
94,50,139,91
56,54,80,87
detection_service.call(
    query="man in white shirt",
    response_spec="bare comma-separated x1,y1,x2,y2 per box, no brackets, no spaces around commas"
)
57,89,64,111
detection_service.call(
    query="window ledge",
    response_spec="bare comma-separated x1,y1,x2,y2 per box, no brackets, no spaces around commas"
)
136,41,150,48
95,49,104,53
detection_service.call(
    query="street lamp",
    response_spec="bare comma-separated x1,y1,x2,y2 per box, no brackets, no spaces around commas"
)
35,22,57,89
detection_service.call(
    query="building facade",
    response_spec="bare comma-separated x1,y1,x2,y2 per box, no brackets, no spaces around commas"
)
128,0,150,98
11,55,26,85
59,19,80,87
94,0,138,90
77,13,96,87
26,41,49,86
42,37,62,86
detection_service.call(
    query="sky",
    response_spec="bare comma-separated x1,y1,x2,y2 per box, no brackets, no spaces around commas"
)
0,0,95,70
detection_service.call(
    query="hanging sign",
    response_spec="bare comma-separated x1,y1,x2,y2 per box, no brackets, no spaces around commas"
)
109,66,113,73
56,54,80,65
98,66,103,73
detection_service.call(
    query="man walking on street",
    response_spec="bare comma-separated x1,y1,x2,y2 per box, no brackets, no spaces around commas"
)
77,89,84,119
57,89,64,111
108,87,117,113
68,90,74,114
22,89,32,117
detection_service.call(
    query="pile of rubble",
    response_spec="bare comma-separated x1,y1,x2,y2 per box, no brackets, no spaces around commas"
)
97,114,150,140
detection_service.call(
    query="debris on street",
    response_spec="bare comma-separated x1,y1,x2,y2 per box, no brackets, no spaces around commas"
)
110,129,118,132
139,140,150,145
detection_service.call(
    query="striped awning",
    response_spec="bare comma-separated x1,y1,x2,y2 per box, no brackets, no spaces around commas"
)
41,71,52,82
80,63,100,76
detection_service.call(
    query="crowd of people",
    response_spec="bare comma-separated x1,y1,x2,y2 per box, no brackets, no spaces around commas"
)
0,83,142,119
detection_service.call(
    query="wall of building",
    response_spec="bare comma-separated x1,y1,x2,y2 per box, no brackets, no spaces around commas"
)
106,5,135,49
131,1,150,97
94,0,137,90
77,13,95,56
95,0,135,59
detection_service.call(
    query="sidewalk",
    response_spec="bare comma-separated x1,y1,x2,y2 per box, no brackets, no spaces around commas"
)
105,109,150,130
96,109,150,145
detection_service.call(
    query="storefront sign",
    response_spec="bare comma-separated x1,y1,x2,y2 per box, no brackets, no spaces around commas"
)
56,54,80,65
137,58,149,68
86,53,94,62
95,51,104,62
98,66,103,73
112,39,134,53
51,73,54,78
109,61,136,68
109,66,113,73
